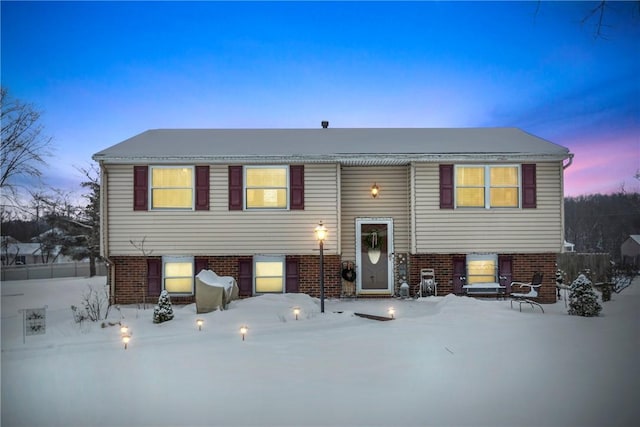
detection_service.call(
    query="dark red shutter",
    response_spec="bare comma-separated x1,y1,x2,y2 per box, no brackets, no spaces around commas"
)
133,166,148,211
285,257,300,293
440,164,454,209
237,258,253,297
195,166,210,211
229,166,243,210
147,258,162,297
498,255,513,293
452,256,466,294
522,164,536,209
290,165,304,210
195,258,209,275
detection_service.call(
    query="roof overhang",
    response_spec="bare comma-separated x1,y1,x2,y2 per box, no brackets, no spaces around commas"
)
93,152,571,165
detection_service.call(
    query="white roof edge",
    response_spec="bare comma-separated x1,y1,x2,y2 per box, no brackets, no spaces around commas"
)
93,153,571,164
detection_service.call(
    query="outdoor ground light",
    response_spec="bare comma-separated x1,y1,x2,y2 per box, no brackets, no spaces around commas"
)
240,325,248,341
120,324,128,335
196,319,204,331
371,183,380,198
122,334,131,350
388,307,395,319
293,307,300,320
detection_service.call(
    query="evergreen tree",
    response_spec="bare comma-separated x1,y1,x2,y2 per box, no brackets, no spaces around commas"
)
153,290,174,323
568,273,602,317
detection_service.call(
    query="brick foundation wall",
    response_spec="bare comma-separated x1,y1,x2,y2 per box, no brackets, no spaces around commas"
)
408,253,462,297
111,256,158,305
112,253,556,304
408,253,557,303
289,255,342,298
111,254,342,305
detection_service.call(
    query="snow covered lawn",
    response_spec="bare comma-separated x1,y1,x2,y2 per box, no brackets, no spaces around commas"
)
2,276,639,427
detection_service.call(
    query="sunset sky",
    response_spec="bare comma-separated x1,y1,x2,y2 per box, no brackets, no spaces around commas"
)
2,1,639,198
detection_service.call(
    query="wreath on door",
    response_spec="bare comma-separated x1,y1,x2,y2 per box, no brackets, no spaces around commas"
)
365,229,384,250
341,261,356,282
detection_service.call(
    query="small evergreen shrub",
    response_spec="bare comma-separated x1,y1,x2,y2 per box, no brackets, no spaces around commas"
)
153,290,174,323
568,273,602,317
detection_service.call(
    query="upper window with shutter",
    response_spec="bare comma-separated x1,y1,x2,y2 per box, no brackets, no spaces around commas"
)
232,165,304,211
135,165,209,211
151,166,194,209
245,166,288,209
454,165,521,209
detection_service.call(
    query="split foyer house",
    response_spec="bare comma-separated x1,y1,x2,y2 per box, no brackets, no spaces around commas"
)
92,127,573,305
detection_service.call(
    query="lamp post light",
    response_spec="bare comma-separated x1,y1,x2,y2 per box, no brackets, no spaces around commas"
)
314,221,328,313
388,307,395,319
196,318,204,331
293,307,300,320
240,325,248,341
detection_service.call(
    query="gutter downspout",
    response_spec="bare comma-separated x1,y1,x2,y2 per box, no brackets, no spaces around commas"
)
99,161,116,305
563,154,574,170
560,154,574,252
336,164,342,256
410,162,416,255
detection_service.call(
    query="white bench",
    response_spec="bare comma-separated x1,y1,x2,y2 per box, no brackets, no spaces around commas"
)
462,282,506,298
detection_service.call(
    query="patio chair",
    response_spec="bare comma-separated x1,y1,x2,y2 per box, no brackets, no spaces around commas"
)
510,272,544,313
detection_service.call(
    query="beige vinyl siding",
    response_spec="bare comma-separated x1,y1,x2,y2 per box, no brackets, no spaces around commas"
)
105,164,339,256
413,162,564,253
340,166,411,261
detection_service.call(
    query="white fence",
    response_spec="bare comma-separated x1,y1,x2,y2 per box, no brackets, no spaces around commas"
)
1,262,107,281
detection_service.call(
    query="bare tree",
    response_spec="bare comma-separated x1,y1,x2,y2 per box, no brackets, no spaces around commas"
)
537,0,640,39
45,165,102,276
0,87,52,202
565,193,640,261
28,188,77,264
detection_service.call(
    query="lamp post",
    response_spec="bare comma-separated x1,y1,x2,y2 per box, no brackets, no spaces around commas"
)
314,221,328,313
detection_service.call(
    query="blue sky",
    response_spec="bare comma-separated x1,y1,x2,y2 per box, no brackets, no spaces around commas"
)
2,1,639,197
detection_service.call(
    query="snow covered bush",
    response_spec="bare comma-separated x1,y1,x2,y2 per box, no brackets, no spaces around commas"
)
70,284,111,323
568,273,602,317
153,290,174,323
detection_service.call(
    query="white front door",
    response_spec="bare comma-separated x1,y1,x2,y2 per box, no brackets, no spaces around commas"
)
355,218,394,295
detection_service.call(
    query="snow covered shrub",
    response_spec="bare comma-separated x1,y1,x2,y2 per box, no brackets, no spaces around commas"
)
568,273,602,317
71,285,111,323
153,290,174,323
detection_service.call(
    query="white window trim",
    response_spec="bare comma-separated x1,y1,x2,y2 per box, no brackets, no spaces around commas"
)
454,164,521,209
253,255,285,294
466,253,498,284
149,165,195,211
162,255,194,295
244,165,290,210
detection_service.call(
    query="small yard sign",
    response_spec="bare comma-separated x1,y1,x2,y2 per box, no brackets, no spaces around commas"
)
20,306,48,343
